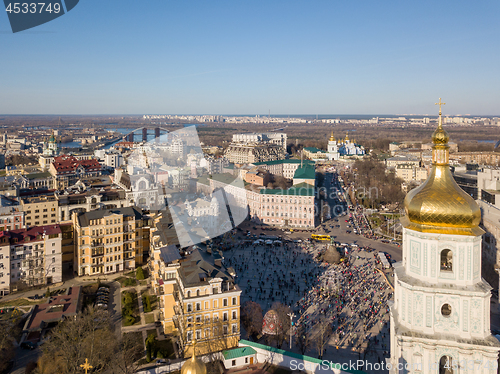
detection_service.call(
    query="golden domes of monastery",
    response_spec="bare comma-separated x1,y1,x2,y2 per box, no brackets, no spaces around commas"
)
401,100,483,236
181,352,207,374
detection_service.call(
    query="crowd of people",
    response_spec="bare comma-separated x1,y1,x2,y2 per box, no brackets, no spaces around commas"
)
226,240,325,309
225,237,393,357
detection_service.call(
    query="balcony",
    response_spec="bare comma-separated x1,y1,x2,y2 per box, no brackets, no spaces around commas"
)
91,251,104,257
91,242,104,248
173,305,181,315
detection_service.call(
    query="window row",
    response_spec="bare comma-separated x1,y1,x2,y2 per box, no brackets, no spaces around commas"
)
187,311,238,322
186,324,238,341
186,297,237,311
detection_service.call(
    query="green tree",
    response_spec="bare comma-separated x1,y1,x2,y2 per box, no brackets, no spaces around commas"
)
136,267,144,280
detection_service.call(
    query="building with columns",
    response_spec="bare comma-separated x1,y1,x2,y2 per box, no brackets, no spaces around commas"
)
389,105,500,373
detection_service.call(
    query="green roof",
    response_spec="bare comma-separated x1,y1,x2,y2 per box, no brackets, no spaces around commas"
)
196,176,210,186
239,340,366,374
260,182,314,196
210,173,239,185
303,147,322,153
222,347,257,360
253,159,314,166
26,172,52,180
293,166,315,180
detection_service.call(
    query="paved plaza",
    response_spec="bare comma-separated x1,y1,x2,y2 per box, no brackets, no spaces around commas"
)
225,240,394,374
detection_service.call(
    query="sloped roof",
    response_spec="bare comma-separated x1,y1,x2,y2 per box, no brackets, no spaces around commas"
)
159,245,181,264
293,166,315,180
303,147,322,153
77,206,143,227
52,155,101,174
0,224,62,244
179,248,232,287
222,347,257,360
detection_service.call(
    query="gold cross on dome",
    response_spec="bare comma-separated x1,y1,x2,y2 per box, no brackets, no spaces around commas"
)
435,98,446,115
80,358,93,374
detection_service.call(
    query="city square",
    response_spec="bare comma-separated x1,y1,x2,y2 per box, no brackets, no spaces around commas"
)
224,235,394,373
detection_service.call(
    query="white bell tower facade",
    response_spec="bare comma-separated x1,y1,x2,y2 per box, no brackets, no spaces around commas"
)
389,100,500,373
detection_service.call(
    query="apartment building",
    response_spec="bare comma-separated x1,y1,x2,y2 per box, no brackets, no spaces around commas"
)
0,206,25,231
73,207,149,276
21,195,58,227
149,221,241,357
0,225,64,294
224,143,284,164
0,242,10,295
385,155,420,169
56,180,130,222
49,154,102,189
252,159,315,180
232,132,287,151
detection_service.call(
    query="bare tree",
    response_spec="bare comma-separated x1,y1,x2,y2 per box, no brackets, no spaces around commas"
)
37,306,120,374
241,301,263,340
271,302,291,349
109,333,144,374
294,323,312,355
0,319,16,373
314,317,331,359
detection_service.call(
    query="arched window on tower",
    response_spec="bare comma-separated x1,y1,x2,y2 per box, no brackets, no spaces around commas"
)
440,249,453,271
439,355,453,374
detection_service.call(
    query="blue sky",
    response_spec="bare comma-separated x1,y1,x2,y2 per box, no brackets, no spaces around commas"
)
1,0,500,115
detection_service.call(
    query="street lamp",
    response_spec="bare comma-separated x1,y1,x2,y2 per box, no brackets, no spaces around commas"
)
287,312,296,349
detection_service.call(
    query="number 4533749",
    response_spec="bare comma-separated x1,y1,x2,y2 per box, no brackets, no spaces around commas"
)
5,2,61,14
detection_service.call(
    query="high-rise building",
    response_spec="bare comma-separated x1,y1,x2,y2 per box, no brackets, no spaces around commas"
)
389,105,500,373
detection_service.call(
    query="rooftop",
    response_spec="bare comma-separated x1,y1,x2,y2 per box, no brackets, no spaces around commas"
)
293,166,315,180
222,347,257,360
25,286,82,332
252,159,314,166
77,206,143,227
260,182,314,196
303,147,322,153
0,224,62,244
179,248,236,288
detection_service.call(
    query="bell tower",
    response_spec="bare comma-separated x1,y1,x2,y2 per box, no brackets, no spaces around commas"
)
389,99,500,373
327,131,339,161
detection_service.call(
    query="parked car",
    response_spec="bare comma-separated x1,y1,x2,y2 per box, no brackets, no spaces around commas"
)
21,342,37,350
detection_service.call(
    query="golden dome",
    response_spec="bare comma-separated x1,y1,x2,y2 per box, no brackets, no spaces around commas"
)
432,122,449,145
329,131,335,142
181,353,207,374
345,132,349,141
401,103,484,236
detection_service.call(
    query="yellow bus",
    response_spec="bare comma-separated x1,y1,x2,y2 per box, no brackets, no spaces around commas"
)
311,234,331,241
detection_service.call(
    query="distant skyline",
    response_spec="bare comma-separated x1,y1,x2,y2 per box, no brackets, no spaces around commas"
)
1,0,500,115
